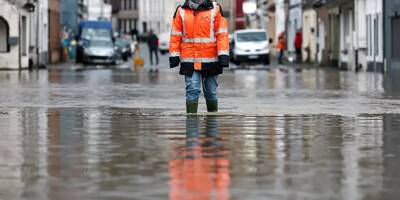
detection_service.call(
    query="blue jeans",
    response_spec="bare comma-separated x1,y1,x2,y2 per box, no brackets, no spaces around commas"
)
185,71,218,102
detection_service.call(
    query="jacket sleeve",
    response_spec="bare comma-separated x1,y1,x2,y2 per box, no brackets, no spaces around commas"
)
215,5,230,68
169,6,183,68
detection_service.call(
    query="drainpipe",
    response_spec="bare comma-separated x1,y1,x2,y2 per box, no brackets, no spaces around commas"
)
19,13,21,70
36,0,40,69
383,0,387,73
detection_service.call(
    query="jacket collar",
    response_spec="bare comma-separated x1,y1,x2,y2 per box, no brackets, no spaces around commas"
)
181,0,214,11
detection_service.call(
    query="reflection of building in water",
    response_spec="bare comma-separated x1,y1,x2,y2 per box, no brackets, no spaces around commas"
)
46,108,87,199
169,116,230,200
0,109,24,199
383,114,400,199
384,72,400,96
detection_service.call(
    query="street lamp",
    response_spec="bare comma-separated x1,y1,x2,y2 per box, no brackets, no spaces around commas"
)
243,1,257,29
243,1,257,14
23,0,35,13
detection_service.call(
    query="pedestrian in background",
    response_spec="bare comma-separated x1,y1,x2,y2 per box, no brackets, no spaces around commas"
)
147,30,159,66
169,0,230,114
277,33,286,65
295,30,303,64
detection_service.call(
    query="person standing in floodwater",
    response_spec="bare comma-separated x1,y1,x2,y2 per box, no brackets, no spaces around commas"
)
169,0,230,114
147,30,159,66
277,32,286,65
294,30,302,64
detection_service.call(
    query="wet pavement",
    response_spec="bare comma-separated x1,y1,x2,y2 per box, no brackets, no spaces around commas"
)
1,49,400,199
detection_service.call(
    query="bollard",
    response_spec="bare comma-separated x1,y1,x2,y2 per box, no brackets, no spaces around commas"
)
133,43,144,71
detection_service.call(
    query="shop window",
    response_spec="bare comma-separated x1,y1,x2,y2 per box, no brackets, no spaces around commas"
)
392,16,400,59
0,17,9,53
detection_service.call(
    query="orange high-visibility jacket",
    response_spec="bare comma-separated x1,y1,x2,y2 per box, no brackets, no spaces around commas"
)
169,1,230,75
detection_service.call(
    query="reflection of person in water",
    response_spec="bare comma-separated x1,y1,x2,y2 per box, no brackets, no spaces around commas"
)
169,116,230,200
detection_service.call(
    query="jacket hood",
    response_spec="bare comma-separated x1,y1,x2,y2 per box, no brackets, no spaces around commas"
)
182,0,214,11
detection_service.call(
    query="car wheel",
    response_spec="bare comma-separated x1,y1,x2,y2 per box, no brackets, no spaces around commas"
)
263,55,270,65
76,46,84,63
233,55,241,65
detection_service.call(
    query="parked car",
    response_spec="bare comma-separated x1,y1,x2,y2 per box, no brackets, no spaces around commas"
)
76,20,114,63
83,39,116,65
114,38,132,61
231,29,270,65
158,31,170,55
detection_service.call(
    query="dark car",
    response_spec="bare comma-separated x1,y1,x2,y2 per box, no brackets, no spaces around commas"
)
114,38,132,61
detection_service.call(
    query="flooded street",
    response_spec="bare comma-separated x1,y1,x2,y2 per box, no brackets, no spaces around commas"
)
1,62,400,199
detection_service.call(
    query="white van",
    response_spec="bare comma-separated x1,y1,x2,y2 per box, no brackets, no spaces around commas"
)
158,31,170,55
231,29,270,65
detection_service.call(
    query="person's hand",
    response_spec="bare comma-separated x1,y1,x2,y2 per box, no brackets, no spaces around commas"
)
219,55,229,68
169,57,180,68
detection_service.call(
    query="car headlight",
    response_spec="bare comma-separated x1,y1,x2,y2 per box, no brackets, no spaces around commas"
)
235,47,244,51
84,49,93,55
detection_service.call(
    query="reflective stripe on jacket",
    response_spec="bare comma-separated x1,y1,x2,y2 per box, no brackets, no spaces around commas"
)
169,2,229,73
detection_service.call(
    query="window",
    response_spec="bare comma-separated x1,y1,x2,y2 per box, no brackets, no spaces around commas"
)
130,19,134,30
21,16,27,56
143,22,147,33
367,15,372,56
392,16,400,59
0,17,9,53
134,0,137,10
134,19,137,29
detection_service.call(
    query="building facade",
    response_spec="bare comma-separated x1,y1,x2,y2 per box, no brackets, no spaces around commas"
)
111,0,139,34
60,0,87,33
287,0,302,59
48,0,61,63
86,0,112,21
384,0,400,72
0,0,30,69
302,1,317,63
29,0,49,68
314,1,330,65
138,0,165,34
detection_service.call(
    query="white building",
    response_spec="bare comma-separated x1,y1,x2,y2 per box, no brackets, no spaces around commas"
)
338,2,355,70
86,0,112,21
138,0,168,34
354,0,383,72
29,0,49,68
275,0,286,41
287,0,302,58
365,0,383,71
302,7,317,63
161,0,182,34
0,0,30,69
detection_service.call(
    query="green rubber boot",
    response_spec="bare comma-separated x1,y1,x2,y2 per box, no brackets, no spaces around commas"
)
186,99,199,114
206,100,218,112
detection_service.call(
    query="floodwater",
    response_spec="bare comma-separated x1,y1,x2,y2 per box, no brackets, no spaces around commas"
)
1,67,400,200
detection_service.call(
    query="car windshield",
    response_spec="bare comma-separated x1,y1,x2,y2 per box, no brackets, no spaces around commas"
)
82,28,112,40
90,40,113,47
115,39,130,47
236,32,267,42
